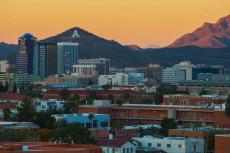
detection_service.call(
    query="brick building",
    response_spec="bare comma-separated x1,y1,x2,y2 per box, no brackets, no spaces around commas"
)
79,104,230,128
0,142,102,153
215,134,230,153
163,94,227,106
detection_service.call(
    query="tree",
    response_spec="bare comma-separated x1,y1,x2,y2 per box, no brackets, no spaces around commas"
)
59,89,70,101
102,84,111,90
159,118,177,136
3,108,11,121
111,120,123,131
88,113,95,128
38,129,54,142
17,97,36,122
64,94,80,113
53,120,95,144
34,111,55,129
225,95,230,117
116,99,123,107
139,126,159,137
154,92,163,105
107,94,114,103
86,93,100,104
122,92,130,103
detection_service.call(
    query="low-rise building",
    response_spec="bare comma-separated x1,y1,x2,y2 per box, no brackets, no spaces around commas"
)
34,99,65,112
46,74,97,88
169,128,230,152
97,135,136,153
163,94,227,106
99,73,144,86
52,113,110,130
0,142,102,153
133,136,204,153
215,134,230,153
72,64,98,77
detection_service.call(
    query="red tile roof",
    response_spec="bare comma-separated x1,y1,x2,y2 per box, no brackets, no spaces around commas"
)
44,89,141,95
0,92,26,101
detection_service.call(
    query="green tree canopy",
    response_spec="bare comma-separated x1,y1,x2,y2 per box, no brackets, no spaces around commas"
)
3,108,11,121
159,118,177,136
59,88,70,101
64,94,80,113
17,97,36,122
225,95,230,117
53,120,95,144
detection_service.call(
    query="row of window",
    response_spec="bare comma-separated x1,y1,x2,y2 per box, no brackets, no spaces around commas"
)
147,143,182,148
123,147,134,153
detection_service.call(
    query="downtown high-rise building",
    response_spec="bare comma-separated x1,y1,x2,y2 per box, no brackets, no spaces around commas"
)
57,42,79,74
35,43,58,79
18,33,37,74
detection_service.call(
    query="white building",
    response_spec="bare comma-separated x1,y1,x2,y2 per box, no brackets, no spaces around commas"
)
133,136,204,153
33,99,65,112
98,134,136,153
162,61,194,85
72,64,97,77
0,59,10,73
98,73,144,86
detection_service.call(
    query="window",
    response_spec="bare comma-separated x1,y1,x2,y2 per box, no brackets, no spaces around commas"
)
130,148,133,153
127,148,129,153
101,121,109,127
178,144,182,148
148,143,152,147
167,144,171,148
157,143,161,147
123,148,126,153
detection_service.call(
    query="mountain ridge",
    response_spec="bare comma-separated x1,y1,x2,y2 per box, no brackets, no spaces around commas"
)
168,15,230,48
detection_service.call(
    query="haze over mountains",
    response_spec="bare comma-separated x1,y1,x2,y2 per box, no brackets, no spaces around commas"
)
168,15,230,48
0,15,230,67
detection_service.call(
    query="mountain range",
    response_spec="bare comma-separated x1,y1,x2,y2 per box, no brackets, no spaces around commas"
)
168,15,230,48
0,15,230,67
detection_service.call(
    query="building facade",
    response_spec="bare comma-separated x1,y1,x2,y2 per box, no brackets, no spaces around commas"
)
72,64,97,77
18,33,37,74
146,64,162,83
133,136,204,153
98,73,144,86
162,61,193,85
78,58,110,75
57,42,79,74
36,43,58,79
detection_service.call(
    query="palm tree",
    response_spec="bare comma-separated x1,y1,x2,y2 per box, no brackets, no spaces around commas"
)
88,113,95,128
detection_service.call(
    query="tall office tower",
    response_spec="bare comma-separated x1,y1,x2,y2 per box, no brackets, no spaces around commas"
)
18,33,37,74
57,42,79,74
78,58,110,75
146,64,162,83
36,43,58,79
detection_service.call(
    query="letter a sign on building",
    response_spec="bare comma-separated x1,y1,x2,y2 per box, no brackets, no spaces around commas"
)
72,30,80,38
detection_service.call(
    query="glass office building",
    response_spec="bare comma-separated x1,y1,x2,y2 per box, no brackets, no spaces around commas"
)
57,42,79,74
18,33,37,74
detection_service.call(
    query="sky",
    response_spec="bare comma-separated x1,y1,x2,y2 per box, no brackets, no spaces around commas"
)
0,0,230,47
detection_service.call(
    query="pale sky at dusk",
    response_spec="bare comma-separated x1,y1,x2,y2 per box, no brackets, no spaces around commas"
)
1,0,230,47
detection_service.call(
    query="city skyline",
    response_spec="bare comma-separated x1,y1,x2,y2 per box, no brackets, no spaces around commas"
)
1,0,230,47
